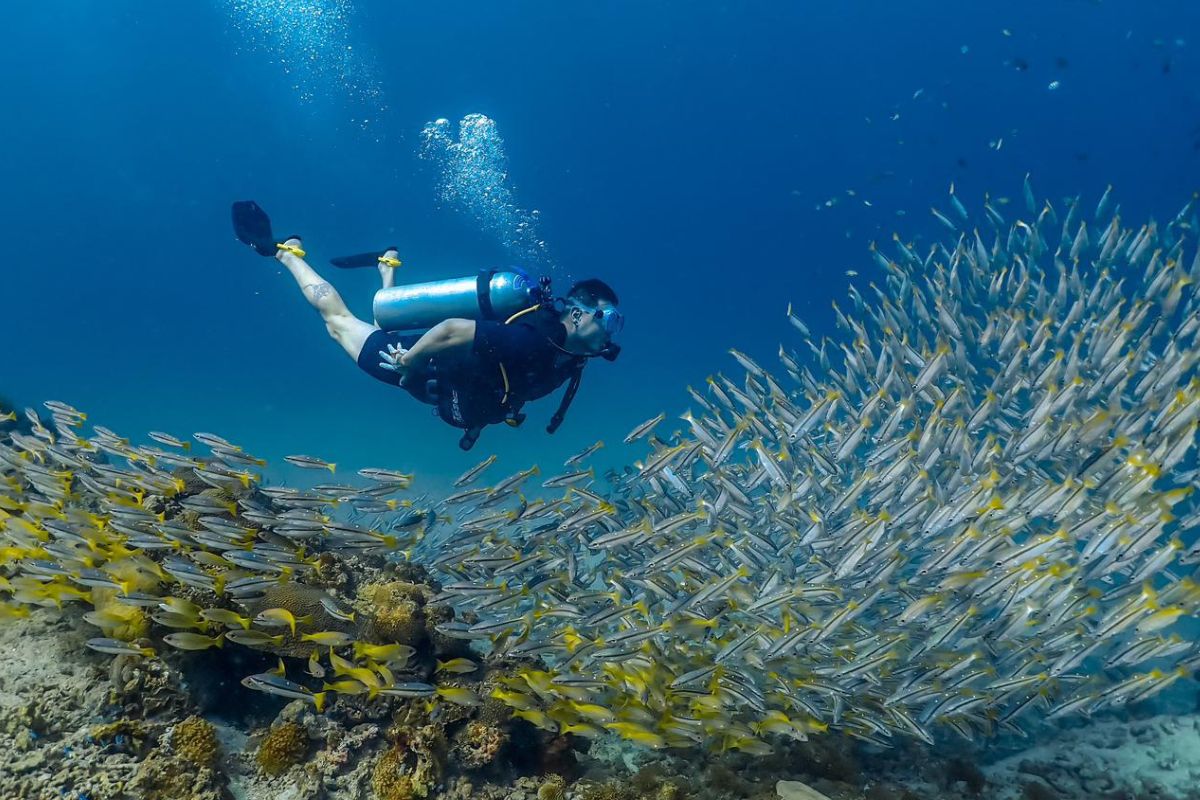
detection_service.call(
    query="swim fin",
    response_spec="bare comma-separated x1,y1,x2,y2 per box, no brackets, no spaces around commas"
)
330,248,400,269
232,200,277,257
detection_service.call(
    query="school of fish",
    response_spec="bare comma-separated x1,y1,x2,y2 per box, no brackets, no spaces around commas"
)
3,180,1200,755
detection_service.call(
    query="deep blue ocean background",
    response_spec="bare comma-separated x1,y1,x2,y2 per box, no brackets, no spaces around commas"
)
2,1,1198,495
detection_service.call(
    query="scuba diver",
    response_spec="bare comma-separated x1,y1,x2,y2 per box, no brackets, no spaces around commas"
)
232,201,622,450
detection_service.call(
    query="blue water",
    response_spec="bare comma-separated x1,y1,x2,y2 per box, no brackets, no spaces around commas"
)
2,1,1197,492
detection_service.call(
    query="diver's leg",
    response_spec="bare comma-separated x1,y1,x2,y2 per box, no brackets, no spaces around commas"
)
275,238,377,361
373,248,399,326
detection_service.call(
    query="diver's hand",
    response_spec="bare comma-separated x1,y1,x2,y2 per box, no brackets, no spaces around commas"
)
378,343,409,379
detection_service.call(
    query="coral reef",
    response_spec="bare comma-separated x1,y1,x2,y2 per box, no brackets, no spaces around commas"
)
373,747,421,800
451,720,508,769
7,182,1200,800
173,714,219,766
125,744,226,800
255,719,310,775
537,773,566,800
371,710,448,798
3,605,1200,800
358,579,432,646
107,645,191,719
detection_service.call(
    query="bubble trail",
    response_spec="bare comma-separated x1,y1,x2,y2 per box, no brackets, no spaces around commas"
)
223,0,384,112
420,114,553,270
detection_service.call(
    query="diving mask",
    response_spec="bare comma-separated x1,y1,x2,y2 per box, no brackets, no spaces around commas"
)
574,302,624,338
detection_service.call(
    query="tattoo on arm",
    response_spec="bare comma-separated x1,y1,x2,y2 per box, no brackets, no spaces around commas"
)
305,282,334,301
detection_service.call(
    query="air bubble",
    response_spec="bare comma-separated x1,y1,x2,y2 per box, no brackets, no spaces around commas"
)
419,114,554,270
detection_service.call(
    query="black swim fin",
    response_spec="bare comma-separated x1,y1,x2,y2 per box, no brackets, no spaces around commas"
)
330,248,400,269
232,200,277,257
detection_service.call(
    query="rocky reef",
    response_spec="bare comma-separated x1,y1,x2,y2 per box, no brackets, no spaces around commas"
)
4,604,1200,800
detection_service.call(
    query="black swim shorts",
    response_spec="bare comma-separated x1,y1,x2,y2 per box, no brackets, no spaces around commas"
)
356,329,420,387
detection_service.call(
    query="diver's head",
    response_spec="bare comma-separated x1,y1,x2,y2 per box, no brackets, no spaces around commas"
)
561,278,622,358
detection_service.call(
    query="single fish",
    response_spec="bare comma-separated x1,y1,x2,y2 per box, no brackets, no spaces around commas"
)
242,671,327,711
283,455,337,473
453,454,497,487
86,638,155,658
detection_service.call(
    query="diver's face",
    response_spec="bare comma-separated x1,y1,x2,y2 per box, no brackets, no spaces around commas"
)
566,300,617,355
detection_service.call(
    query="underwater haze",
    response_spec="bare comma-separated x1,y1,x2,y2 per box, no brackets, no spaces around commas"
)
6,3,1200,800
1,1,1195,488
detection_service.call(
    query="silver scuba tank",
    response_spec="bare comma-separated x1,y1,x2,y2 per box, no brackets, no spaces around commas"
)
372,268,544,333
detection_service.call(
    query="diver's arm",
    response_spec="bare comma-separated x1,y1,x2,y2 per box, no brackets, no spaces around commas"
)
399,319,476,368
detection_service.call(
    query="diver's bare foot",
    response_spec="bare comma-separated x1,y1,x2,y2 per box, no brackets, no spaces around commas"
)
275,237,304,263
378,248,400,287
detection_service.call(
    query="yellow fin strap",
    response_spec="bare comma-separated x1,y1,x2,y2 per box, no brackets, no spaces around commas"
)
276,242,307,258
378,255,402,268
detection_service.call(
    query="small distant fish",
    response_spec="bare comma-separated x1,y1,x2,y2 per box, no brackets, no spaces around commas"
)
542,467,595,489
435,685,483,706
254,608,311,636
86,638,155,658
148,431,191,450
564,440,604,467
305,649,326,679
932,207,958,231
845,270,859,277
353,642,415,662
224,629,286,648
242,671,327,711
436,657,480,674
786,303,811,338
624,413,666,444
194,432,239,450
199,608,252,630
377,682,438,698
454,454,497,487
1048,80,1061,91
43,401,86,420
318,597,357,623
300,630,356,647
284,455,337,473
163,632,225,650
357,467,413,485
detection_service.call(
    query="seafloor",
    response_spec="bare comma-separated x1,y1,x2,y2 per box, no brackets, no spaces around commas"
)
2,605,1197,800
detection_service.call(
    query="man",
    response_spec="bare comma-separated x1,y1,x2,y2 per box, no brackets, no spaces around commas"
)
233,201,622,450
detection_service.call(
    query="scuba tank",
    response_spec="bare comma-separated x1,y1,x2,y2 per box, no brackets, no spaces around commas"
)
373,268,547,333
